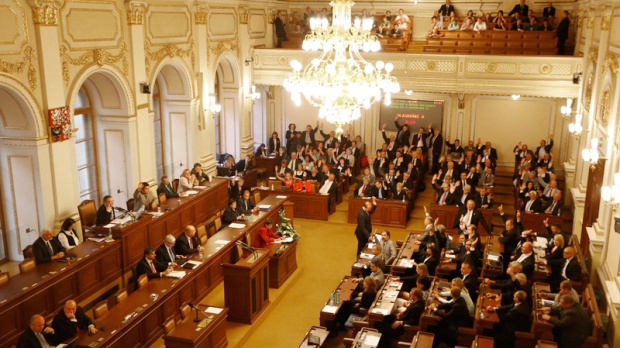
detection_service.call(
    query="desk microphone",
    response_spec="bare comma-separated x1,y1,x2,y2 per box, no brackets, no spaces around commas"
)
188,302,203,322
114,206,129,213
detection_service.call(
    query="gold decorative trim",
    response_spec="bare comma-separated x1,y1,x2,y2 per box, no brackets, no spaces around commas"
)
0,45,37,91
32,0,64,25
210,39,238,58
239,6,249,25
195,3,208,25
144,41,195,77
0,0,29,56
137,103,148,109
601,13,610,31
603,53,618,75
60,43,128,86
126,1,147,25
587,10,594,29
588,46,598,65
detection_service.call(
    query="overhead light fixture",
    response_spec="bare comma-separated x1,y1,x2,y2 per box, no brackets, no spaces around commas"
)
283,0,400,134
561,98,573,119
209,96,221,117
602,173,620,211
581,137,600,169
246,85,260,102
568,113,582,138
511,94,520,100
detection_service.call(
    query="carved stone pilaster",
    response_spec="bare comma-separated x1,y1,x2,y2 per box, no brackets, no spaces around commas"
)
603,53,618,75
601,15,610,31
127,1,147,25
195,3,208,25
31,0,64,25
268,9,276,24
587,10,594,29
239,6,249,25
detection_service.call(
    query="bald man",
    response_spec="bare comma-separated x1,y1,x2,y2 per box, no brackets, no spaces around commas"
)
52,300,96,344
18,314,55,348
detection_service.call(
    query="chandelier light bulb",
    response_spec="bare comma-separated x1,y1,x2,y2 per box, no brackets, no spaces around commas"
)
385,63,394,73
602,186,612,202
568,124,575,133
575,114,582,123
566,98,573,108
591,149,599,162
591,137,599,149
385,93,392,106
511,94,520,100
582,149,590,162
376,60,385,70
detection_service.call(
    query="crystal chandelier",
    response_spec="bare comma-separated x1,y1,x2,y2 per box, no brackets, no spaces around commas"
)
283,0,400,134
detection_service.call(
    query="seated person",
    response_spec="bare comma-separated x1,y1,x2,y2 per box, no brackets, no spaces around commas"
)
237,189,257,214
525,16,540,30
429,287,472,348
96,195,116,225
229,178,249,199
222,198,244,225
175,225,204,255
255,143,269,157
393,182,408,201
277,172,296,191
354,260,385,289
376,288,425,347
486,290,531,348
448,17,460,30
377,16,391,36
362,243,388,275
156,234,184,266
541,18,554,31
521,190,543,213
473,16,487,32
318,172,338,197
52,300,97,344
540,294,591,348
538,279,580,313
136,247,173,280
389,22,404,38
134,181,158,211
253,218,281,248
475,186,493,209
493,17,507,30
510,19,524,31
157,175,179,199
461,17,474,30
18,314,55,348
191,163,211,182
57,217,80,250
177,169,197,193
335,277,378,330
436,278,475,315
275,159,292,179
33,228,65,265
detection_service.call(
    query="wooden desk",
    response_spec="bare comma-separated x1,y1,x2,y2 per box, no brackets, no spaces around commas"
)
420,278,451,332
348,197,410,229
163,305,228,348
519,213,564,234
391,233,421,276
222,250,271,324
298,326,329,348
353,327,382,348
475,285,500,333
367,279,403,324
532,282,555,341
255,155,279,178
319,276,359,329
472,335,494,348
267,240,298,288
481,236,504,279
536,340,558,348
351,242,376,276
239,169,258,188
259,188,330,221
0,240,122,347
94,178,230,273
400,331,434,348
71,196,288,348
429,204,493,234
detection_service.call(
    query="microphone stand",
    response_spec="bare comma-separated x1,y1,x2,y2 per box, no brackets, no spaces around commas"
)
188,303,203,323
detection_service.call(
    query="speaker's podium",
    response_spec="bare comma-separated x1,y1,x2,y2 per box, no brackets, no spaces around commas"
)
221,249,271,324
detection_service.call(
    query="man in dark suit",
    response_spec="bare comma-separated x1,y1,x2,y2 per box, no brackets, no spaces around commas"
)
399,171,415,190
17,314,55,348
461,261,479,303
52,300,97,344
320,127,338,149
434,182,455,205
521,191,543,213
412,127,429,152
535,135,554,159
393,116,411,147
237,189,256,214
543,2,556,18
541,294,591,348
368,179,390,199
548,246,582,292
428,124,443,174
508,0,529,18
156,234,185,266
556,11,570,55
377,288,426,347
438,0,455,17
498,207,523,263
544,192,563,216
487,290,531,348
136,246,172,280
453,200,491,234
514,242,536,278
96,195,116,225
351,175,373,198
175,225,204,255
430,287,471,348
300,123,319,146
478,140,498,161
381,124,400,158
157,176,179,199
474,186,493,209
32,228,66,265
355,198,377,256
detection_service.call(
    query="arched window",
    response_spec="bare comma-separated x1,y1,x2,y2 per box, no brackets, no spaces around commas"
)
73,87,100,203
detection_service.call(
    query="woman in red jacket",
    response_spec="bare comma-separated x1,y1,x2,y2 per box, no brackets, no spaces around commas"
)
253,219,281,248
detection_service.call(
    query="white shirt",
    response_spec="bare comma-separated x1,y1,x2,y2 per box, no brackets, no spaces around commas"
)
562,257,574,279
319,180,333,195
516,252,532,263
473,21,487,31
58,230,80,249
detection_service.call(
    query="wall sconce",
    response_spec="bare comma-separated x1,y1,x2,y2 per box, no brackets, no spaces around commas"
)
560,98,573,119
246,85,261,103
209,96,221,117
581,137,600,169
568,113,582,138
602,173,620,211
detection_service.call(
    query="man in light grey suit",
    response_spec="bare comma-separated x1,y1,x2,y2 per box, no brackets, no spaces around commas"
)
379,230,398,266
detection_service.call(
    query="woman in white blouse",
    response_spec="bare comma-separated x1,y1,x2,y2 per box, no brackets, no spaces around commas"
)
58,217,80,249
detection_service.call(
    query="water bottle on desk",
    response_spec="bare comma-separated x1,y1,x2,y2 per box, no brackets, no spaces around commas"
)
271,184,274,190
335,289,340,304
330,290,335,305
107,227,113,241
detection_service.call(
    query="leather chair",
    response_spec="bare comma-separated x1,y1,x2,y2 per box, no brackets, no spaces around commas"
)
0,272,9,286
179,302,191,320
93,301,108,319
22,245,33,259
115,289,128,305
126,198,135,212
163,316,176,334
197,223,207,245
253,191,261,205
214,216,222,232
137,273,148,288
158,192,166,204
172,179,179,193
19,258,36,273
77,200,97,231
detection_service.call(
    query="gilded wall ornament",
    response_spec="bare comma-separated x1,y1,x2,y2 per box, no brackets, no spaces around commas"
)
587,11,594,29
599,88,610,127
239,6,249,25
601,15,610,31
127,1,147,25
486,62,497,73
210,40,238,58
32,0,64,25
60,43,128,85
0,46,37,91
195,4,208,25
603,53,618,75
144,41,195,76
588,47,599,65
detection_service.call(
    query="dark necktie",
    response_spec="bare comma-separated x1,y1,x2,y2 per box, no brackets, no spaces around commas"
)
168,247,175,262
46,241,53,256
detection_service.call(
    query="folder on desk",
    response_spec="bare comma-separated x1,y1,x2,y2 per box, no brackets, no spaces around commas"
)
257,204,271,211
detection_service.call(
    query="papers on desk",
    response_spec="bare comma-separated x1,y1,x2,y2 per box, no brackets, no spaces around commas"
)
214,240,230,245
112,216,133,224
257,204,272,210
365,334,381,346
371,308,390,315
273,237,293,244
487,254,501,262
360,252,374,260
389,282,400,287
367,243,375,248
276,195,288,199
185,260,202,266
146,212,164,218
542,299,553,306
398,259,416,268
322,305,338,313
445,254,456,259
88,237,106,243
194,186,206,189
205,307,224,314
165,271,186,279
229,223,246,229
103,223,115,228
185,190,199,195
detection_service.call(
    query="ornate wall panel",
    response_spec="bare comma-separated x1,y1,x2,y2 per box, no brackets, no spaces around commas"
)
145,5,191,44
60,1,122,50
248,9,266,39
208,7,237,40
0,0,28,55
